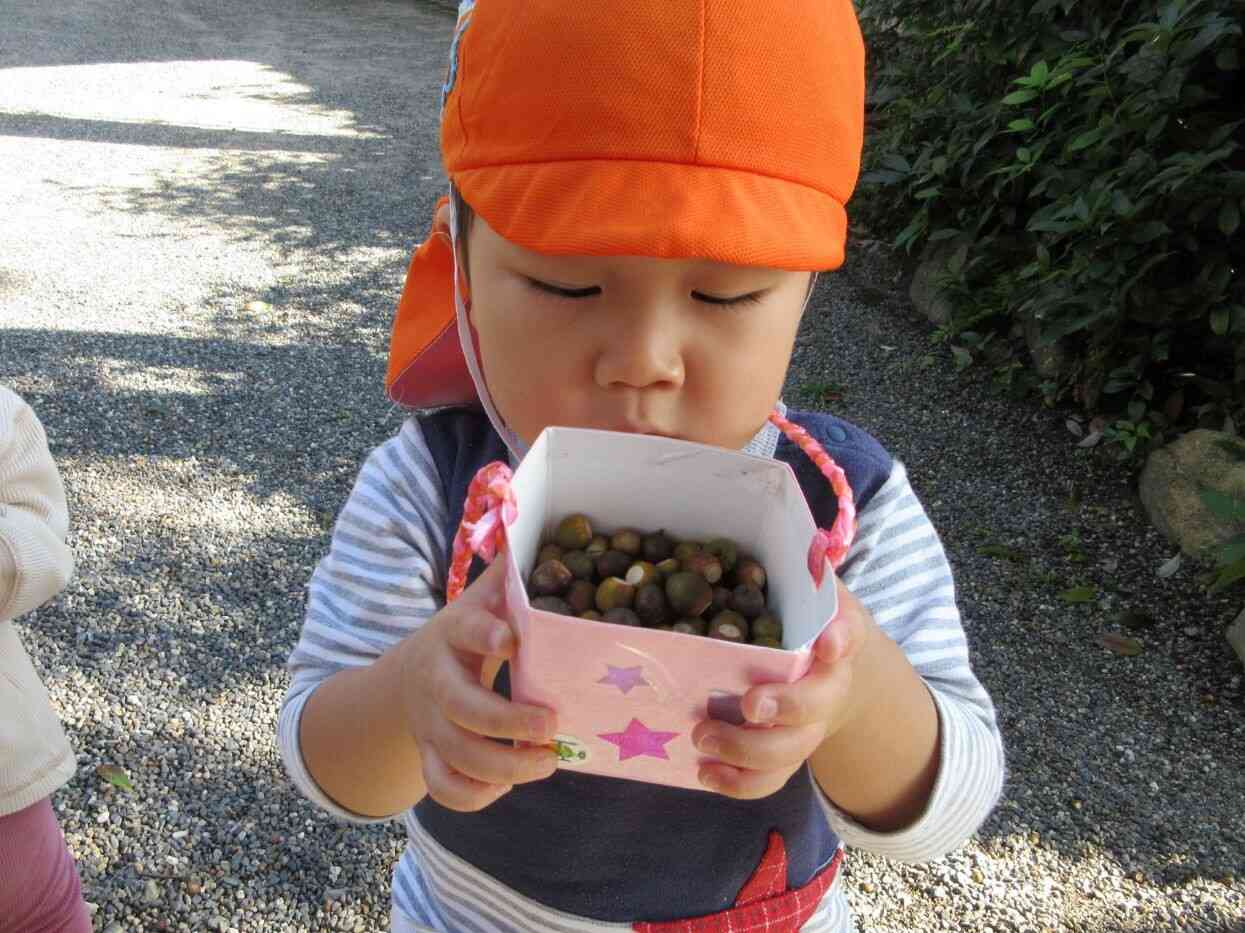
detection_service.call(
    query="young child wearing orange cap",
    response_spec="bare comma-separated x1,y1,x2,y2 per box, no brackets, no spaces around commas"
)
279,2,1005,930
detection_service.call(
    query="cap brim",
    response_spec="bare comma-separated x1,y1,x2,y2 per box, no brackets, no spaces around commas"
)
453,159,848,272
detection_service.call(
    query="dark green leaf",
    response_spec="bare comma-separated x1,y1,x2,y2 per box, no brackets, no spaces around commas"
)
1003,89,1040,105
1211,307,1230,336
1217,534,1245,565
96,764,134,792
1209,560,1245,594
1068,127,1104,152
1219,199,1240,237
1099,633,1143,657
1008,118,1035,132
1199,487,1245,521
1059,585,1097,603
1130,221,1170,244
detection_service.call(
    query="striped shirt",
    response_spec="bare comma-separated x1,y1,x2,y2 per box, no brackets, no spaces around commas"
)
279,415,1005,932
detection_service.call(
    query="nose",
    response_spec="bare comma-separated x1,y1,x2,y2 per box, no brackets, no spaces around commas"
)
593,306,685,391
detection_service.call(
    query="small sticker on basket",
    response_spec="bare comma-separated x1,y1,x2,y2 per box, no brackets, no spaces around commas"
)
548,734,590,766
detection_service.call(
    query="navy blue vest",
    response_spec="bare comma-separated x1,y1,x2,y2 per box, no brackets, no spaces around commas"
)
416,408,891,922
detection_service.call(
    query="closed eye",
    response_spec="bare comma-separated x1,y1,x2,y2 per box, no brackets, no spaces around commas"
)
525,278,765,307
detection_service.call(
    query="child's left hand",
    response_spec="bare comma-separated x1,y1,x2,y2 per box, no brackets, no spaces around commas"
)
692,576,875,799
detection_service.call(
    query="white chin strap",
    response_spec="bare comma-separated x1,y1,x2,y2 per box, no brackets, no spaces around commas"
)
448,192,530,463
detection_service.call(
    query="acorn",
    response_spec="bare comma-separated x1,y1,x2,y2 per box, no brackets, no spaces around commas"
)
735,558,767,591
610,528,643,556
585,535,610,558
625,561,659,588
655,623,674,631
603,607,643,627
596,577,636,611
751,613,783,642
655,557,681,578
537,543,564,566
673,541,703,562
672,617,708,636
732,583,766,620
555,514,593,550
562,549,596,581
532,596,573,616
681,551,723,584
710,586,734,614
530,559,573,596
704,538,739,574
751,635,783,649
634,583,669,625
566,579,598,614
665,571,713,617
596,548,632,580
708,610,749,642
580,610,604,621
641,531,674,563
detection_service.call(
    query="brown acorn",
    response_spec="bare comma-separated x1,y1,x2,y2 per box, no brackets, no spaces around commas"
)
751,613,783,642
555,514,593,551
595,577,636,611
708,610,749,642
671,617,708,636
624,561,659,588
586,535,610,558
735,559,767,591
641,531,674,563
665,571,713,617
580,610,604,621
681,551,723,584
532,596,573,616
751,635,783,649
530,560,573,596
731,583,766,619
704,538,739,574
596,549,632,580
710,586,734,614
566,579,598,614
673,541,702,562
537,543,564,566
562,549,596,581
603,607,643,627
634,583,669,625
610,528,643,556
655,557,682,578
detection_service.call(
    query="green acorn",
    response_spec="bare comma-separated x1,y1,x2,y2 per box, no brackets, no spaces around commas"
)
555,514,593,550
610,528,643,556
708,610,749,642
665,571,713,617
595,549,633,580
585,534,610,558
751,613,783,642
641,531,674,563
530,560,573,596
580,610,604,621
681,551,723,584
704,538,739,574
673,541,703,562
536,543,564,566
655,557,682,578
735,558,767,591
624,561,659,588
710,586,734,614
566,579,598,614
595,577,636,611
561,549,596,581
731,583,766,620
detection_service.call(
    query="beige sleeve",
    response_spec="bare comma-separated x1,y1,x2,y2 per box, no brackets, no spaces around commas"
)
0,386,74,623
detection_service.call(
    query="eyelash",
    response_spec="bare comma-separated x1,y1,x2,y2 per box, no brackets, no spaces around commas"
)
524,278,764,307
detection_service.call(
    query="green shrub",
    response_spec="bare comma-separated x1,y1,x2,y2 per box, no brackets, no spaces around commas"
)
856,0,1245,458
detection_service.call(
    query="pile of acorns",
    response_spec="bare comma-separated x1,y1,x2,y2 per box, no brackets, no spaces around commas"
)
525,513,784,648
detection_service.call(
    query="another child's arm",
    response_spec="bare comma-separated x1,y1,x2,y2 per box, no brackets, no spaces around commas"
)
692,461,1004,857
278,421,557,821
0,387,74,622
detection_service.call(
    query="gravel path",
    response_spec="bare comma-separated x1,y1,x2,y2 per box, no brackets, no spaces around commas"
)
0,1,1241,930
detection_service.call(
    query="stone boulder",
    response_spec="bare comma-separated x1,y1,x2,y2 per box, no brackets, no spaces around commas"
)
907,243,956,326
1022,316,1069,381
1139,430,1245,558
1228,608,1245,668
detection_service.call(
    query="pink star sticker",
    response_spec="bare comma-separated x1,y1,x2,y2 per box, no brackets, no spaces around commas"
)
597,665,649,695
598,718,679,761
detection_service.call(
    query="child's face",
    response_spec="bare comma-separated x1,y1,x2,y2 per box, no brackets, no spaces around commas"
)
464,213,812,451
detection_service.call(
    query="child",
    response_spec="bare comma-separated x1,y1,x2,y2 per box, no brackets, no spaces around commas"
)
0,385,92,932
280,2,1006,930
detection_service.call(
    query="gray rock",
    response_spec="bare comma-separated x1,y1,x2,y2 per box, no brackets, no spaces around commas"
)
907,243,956,325
1139,430,1245,557
1228,608,1245,668
1022,316,1068,381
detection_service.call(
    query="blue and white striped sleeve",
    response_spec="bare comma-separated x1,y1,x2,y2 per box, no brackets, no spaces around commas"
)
819,460,1006,862
278,417,451,823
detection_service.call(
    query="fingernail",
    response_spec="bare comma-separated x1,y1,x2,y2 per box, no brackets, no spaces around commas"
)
698,733,721,756
754,697,778,722
699,768,719,791
489,627,511,653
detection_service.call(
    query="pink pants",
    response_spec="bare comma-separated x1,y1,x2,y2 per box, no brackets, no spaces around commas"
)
0,798,91,933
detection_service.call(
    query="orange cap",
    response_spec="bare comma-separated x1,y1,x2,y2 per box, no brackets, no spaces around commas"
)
388,0,865,408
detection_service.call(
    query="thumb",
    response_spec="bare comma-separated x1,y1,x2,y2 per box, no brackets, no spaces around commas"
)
453,550,512,613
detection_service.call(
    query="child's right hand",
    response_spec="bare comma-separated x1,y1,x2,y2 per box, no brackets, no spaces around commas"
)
398,557,559,812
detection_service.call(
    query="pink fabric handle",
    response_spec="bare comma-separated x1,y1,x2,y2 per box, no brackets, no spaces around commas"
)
767,411,856,588
444,410,857,601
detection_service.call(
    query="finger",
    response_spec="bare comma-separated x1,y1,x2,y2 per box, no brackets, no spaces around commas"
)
433,660,556,742
740,656,853,728
435,722,558,787
446,605,516,659
453,552,511,613
691,720,825,772
815,579,865,663
698,761,799,801
421,742,512,813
